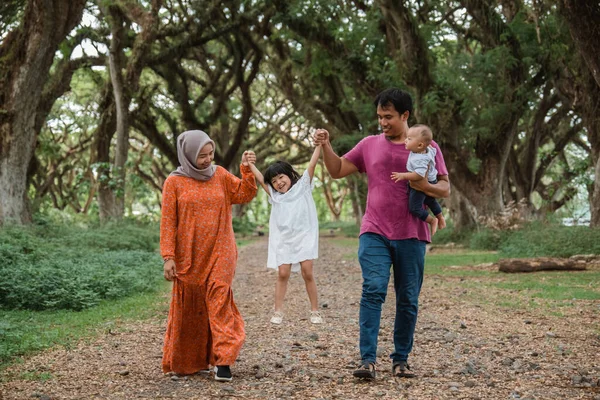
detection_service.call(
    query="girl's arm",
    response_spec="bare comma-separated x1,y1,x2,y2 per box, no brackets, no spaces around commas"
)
307,145,321,181
249,162,271,196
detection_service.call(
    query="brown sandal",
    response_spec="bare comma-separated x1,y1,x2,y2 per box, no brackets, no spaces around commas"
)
353,362,376,379
393,361,415,378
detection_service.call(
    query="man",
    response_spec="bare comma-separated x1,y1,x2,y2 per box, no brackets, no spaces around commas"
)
314,88,450,379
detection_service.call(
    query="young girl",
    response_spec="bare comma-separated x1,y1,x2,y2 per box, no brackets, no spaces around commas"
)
249,145,323,325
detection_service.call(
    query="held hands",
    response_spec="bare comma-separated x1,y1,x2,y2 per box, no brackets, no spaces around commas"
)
163,259,177,281
313,129,330,146
242,150,256,166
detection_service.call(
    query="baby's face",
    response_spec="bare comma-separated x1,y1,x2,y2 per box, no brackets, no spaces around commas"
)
405,128,424,152
271,173,292,193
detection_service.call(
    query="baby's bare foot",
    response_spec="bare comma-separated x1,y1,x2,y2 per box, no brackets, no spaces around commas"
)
437,214,446,229
430,217,438,236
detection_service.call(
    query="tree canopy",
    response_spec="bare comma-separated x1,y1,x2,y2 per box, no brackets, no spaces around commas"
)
0,0,598,228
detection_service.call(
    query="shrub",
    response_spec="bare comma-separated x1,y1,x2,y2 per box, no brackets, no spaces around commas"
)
469,228,506,250
0,223,161,311
499,223,600,258
232,216,256,237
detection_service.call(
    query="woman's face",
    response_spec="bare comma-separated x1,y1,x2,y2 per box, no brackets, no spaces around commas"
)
196,143,214,169
270,173,292,193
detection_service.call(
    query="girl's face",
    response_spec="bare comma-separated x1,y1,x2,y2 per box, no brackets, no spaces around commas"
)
196,143,214,169
270,173,292,193
404,128,425,152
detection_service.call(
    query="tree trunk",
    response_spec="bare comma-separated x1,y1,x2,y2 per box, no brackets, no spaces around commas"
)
106,5,129,220
496,257,590,273
447,186,477,230
348,174,364,226
95,1,161,222
93,86,118,222
557,1,600,227
0,0,86,225
558,1,600,89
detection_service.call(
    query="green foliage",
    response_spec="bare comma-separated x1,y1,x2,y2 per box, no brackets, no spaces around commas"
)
0,222,161,311
0,0,24,34
469,228,508,251
442,222,600,257
499,224,600,258
430,220,471,246
321,220,360,237
232,215,257,237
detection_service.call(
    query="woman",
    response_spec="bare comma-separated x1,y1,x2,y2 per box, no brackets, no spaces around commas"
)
160,130,257,381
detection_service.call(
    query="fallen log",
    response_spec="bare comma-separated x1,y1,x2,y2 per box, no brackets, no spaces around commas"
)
496,257,588,273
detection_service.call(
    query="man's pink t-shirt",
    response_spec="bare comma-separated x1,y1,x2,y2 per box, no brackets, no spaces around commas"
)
343,134,448,243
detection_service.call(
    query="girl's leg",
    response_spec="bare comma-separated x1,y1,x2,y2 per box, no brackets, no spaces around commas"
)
300,260,318,311
274,264,292,312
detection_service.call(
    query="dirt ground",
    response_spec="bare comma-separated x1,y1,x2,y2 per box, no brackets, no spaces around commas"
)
1,237,599,400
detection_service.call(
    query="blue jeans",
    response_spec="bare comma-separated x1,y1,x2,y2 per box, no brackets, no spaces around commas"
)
357,232,426,364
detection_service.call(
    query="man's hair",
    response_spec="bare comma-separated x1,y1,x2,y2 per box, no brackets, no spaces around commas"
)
411,124,433,145
263,161,301,189
374,88,413,115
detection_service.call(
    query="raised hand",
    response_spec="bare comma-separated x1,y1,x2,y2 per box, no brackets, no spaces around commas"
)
313,129,330,146
243,150,256,166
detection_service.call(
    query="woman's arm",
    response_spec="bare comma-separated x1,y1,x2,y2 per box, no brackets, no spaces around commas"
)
228,151,259,204
160,178,178,280
307,145,321,181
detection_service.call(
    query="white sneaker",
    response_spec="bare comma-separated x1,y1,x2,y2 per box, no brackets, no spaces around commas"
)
270,311,283,324
310,311,324,324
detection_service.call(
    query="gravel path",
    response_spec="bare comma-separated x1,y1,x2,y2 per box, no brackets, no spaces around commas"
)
1,237,599,399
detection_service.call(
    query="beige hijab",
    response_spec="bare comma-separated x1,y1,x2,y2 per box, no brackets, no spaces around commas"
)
170,130,217,181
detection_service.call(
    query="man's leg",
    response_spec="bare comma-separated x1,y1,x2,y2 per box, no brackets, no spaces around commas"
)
390,239,426,364
357,233,392,364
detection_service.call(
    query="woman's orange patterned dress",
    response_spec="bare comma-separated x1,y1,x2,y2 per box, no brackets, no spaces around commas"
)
160,164,257,375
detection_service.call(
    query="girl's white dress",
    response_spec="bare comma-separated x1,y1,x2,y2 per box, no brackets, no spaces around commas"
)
267,170,319,272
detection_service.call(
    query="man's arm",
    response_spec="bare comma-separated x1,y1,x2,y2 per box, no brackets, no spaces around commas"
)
409,175,450,198
314,129,358,179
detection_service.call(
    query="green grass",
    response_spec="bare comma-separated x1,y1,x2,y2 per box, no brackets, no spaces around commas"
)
424,249,600,307
0,281,170,371
425,251,500,274
492,272,600,301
